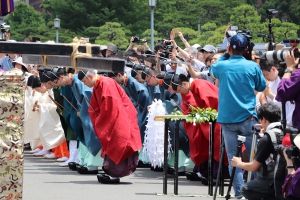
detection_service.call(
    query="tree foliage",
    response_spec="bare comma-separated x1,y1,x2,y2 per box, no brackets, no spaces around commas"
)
2,1,300,49
95,22,130,50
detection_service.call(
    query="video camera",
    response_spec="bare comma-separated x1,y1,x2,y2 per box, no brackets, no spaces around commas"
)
226,28,255,60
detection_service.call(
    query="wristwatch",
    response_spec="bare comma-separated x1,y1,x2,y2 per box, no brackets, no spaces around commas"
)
284,68,293,74
286,165,294,169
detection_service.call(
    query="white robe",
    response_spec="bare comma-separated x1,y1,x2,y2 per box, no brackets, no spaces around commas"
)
266,76,295,126
24,87,42,149
38,90,65,150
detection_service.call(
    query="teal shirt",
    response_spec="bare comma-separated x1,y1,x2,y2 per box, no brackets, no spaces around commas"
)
210,55,266,123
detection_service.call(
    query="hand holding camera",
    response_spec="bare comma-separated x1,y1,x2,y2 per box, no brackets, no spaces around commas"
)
285,50,299,72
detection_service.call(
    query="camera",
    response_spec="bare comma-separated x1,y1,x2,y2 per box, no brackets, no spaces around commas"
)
159,50,170,59
237,135,246,143
264,39,300,62
167,44,174,52
275,127,300,159
132,36,140,43
266,9,278,16
0,23,10,33
252,125,261,133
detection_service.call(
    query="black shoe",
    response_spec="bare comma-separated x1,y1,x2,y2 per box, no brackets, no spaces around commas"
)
167,167,186,176
24,143,31,151
68,162,78,171
77,165,98,174
150,166,164,172
137,161,151,168
185,172,202,181
97,173,120,184
201,177,216,186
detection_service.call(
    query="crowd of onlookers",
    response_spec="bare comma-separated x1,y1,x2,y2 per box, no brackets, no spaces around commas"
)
1,27,300,200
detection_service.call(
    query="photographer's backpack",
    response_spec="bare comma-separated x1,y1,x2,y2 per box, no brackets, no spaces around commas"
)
265,128,286,200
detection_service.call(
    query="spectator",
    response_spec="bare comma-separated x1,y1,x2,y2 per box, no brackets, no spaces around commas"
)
276,50,300,130
232,103,282,200
187,53,222,84
210,34,266,199
200,45,217,61
259,60,295,127
0,52,17,71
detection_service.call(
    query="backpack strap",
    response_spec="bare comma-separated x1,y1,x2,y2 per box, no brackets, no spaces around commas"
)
263,128,282,177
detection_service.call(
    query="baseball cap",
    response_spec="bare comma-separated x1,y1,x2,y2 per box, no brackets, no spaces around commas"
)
229,34,248,52
106,44,117,53
200,45,216,53
192,44,202,50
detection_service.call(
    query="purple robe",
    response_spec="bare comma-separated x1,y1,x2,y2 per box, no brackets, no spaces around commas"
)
276,68,300,130
0,0,14,16
282,167,300,198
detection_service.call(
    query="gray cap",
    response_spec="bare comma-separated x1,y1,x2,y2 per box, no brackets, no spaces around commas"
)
107,44,118,53
200,45,216,53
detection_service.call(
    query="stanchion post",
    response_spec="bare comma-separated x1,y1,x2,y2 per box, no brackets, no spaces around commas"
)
208,122,215,196
174,120,180,195
163,119,169,194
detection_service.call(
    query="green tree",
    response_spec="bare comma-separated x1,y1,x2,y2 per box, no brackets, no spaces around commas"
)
95,22,130,50
5,2,46,41
5,2,76,42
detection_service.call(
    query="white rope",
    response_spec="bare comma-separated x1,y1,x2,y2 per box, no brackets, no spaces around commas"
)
142,99,172,168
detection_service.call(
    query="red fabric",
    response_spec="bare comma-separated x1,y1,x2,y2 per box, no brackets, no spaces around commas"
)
53,140,69,158
89,76,142,165
181,79,227,165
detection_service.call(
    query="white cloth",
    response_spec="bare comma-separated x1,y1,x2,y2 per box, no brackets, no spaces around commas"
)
24,87,42,149
266,76,295,126
142,99,171,168
38,90,65,150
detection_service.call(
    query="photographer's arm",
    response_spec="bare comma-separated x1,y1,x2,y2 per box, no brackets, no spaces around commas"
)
232,157,261,172
187,64,201,78
125,37,135,52
156,52,161,73
142,39,150,51
283,150,295,175
276,51,300,102
178,32,190,48
263,81,275,100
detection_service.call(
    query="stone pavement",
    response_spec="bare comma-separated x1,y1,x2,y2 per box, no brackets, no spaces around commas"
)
23,151,230,200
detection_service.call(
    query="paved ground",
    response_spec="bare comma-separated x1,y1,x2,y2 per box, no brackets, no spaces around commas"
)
23,151,230,200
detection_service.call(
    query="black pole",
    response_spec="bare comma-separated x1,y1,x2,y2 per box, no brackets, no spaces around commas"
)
282,102,287,135
208,122,215,196
174,120,180,195
267,13,274,51
225,140,244,200
219,135,225,196
163,119,169,195
213,131,225,200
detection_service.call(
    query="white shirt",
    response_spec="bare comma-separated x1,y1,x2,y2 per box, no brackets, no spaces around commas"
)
266,76,295,126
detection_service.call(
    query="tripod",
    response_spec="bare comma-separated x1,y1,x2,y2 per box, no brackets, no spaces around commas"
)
213,135,225,200
266,9,278,51
225,136,246,200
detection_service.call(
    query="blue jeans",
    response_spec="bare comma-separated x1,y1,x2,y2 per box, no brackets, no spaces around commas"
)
221,118,257,197
241,177,274,200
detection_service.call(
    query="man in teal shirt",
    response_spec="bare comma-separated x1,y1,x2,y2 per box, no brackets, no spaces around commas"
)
210,34,266,199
